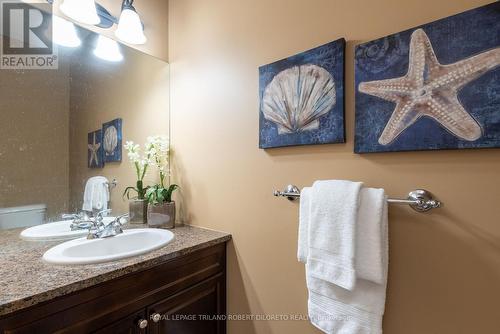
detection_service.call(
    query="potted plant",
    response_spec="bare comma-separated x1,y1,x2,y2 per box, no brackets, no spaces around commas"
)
145,135,178,229
123,141,151,224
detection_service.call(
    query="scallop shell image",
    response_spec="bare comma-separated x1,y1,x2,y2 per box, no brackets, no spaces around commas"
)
103,126,118,155
261,64,336,134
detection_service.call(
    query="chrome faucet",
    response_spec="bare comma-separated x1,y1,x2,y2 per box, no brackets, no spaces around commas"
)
87,213,129,239
64,209,112,231
94,209,112,227
63,212,92,231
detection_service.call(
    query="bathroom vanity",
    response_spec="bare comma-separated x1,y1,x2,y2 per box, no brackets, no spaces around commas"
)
0,4,229,333
0,1,233,332
0,226,231,334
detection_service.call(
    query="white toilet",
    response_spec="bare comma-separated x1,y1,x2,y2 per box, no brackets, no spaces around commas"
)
0,204,47,230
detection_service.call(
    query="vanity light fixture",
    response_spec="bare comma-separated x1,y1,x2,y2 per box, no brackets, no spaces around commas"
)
115,0,147,45
52,15,81,48
60,0,100,26
94,35,123,62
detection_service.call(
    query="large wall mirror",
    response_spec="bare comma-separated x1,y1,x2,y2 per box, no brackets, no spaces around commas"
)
0,12,169,229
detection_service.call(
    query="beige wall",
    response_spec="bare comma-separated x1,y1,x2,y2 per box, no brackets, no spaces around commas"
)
0,41,70,219
69,44,169,215
52,0,169,61
168,0,500,333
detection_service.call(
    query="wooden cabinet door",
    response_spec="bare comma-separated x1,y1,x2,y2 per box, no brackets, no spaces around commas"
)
93,310,148,334
147,274,226,334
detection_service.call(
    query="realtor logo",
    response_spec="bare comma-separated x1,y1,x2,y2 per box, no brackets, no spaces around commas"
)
1,0,57,69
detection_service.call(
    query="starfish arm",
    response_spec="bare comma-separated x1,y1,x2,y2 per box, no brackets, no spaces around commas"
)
379,100,420,145
435,48,500,91
358,77,413,103
406,29,428,86
425,93,482,141
419,29,441,71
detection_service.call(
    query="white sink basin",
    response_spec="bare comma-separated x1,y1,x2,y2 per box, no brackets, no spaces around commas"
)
20,217,116,241
43,228,174,265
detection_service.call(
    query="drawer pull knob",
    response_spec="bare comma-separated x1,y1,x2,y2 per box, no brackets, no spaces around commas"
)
152,313,161,322
138,319,148,329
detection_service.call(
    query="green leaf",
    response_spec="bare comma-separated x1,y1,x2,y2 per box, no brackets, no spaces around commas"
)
144,183,179,204
156,189,165,202
137,184,150,200
122,186,137,200
146,187,155,197
165,184,179,202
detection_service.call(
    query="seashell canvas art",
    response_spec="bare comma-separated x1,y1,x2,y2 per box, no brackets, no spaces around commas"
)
259,38,345,148
102,118,122,162
103,125,118,155
355,2,500,153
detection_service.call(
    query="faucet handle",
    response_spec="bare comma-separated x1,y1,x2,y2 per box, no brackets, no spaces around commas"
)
86,213,128,239
106,214,128,236
65,212,91,232
63,212,91,220
114,213,129,225
62,213,78,220
95,209,112,223
96,209,112,217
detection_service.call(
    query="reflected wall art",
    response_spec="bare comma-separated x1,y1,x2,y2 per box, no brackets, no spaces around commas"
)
88,129,104,168
102,118,122,162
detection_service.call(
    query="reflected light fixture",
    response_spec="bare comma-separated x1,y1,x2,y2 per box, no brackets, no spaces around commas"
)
60,0,100,26
94,35,123,62
52,15,81,48
115,0,147,45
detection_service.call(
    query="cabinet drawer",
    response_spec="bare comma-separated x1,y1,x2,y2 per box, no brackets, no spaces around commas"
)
93,311,146,334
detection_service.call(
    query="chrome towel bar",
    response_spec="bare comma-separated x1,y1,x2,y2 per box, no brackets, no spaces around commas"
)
273,184,442,213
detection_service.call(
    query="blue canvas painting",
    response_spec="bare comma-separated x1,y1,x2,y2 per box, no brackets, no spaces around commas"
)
354,2,500,153
259,38,345,148
102,118,122,162
88,129,104,168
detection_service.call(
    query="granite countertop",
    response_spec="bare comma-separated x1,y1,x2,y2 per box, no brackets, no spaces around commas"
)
0,225,231,317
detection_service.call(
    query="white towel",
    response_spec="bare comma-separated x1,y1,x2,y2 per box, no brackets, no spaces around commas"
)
82,176,109,212
356,188,387,284
298,181,389,334
299,180,363,290
298,187,312,263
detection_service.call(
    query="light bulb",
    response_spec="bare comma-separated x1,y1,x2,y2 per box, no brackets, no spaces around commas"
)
52,16,81,48
115,7,147,45
93,35,123,62
60,0,100,26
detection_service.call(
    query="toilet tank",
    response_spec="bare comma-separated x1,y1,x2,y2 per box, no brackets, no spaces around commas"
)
0,204,46,230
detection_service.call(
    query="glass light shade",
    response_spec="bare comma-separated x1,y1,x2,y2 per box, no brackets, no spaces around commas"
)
60,0,100,25
52,16,81,48
93,35,123,62
115,8,147,45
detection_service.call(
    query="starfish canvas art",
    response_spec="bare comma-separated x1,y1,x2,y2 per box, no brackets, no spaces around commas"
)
88,130,104,168
355,2,500,153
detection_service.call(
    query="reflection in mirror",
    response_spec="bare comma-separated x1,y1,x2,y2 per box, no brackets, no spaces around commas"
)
0,15,169,230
